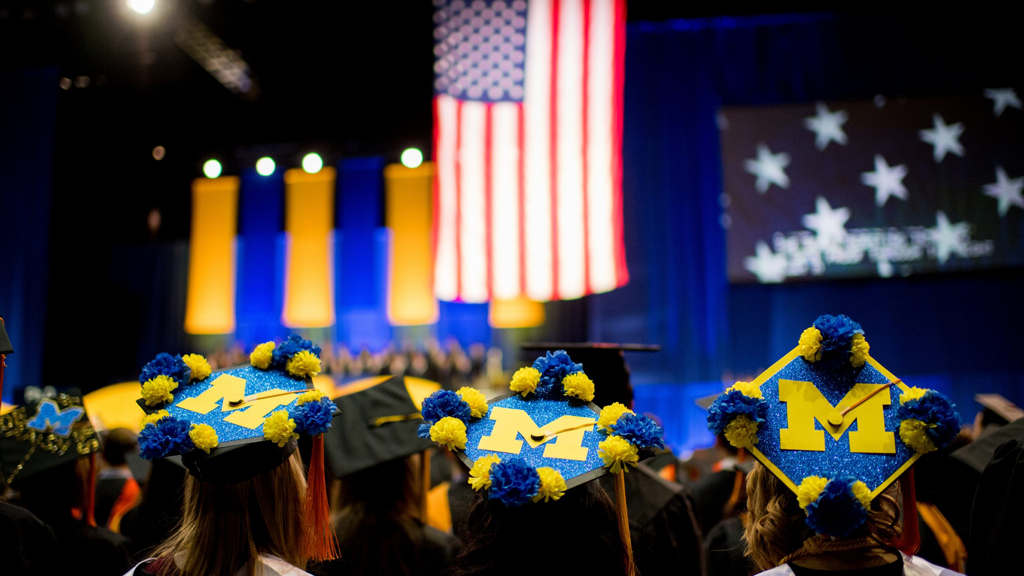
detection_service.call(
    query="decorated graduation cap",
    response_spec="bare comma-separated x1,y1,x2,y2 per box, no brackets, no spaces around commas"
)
706,314,960,538
420,350,665,576
134,335,341,561
520,343,660,408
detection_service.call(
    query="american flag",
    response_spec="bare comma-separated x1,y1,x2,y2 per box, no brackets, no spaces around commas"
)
431,0,628,303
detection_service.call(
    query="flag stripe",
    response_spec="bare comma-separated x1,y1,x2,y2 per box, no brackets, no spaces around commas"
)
484,106,494,301
586,0,616,292
491,103,521,299
524,0,554,301
459,101,489,303
581,0,592,296
433,96,458,301
555,0,586,299
548,0,561,300
517,103,527,297
611,0,629,287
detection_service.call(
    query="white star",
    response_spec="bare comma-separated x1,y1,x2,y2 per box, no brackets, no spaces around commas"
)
984,88,1022,117
802,196,850,247
919,114,964,162
744,241,788,283
744,144,791,194
803,102,849,150
860,155,908,207
929,211,969,265
983,166,1024,217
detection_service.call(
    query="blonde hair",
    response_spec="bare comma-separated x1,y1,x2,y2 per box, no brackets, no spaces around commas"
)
743,462,901,571
153,453,308,576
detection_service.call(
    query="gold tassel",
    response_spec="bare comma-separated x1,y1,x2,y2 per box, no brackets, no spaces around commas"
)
614,471,636,576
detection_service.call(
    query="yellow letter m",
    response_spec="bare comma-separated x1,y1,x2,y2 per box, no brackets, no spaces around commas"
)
778,379,894,454
477,407,595,462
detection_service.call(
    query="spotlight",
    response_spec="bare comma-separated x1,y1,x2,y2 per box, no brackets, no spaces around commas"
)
302,153,323,174
401,148,423,169
203,159,222,179
256,157,275,176
152,146,165,160
127,0,154,15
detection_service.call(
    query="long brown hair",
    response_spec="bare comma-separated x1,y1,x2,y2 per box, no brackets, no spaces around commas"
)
153,453,308,576
743,462,901,571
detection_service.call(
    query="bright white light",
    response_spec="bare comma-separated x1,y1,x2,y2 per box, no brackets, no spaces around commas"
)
203,159,222,179
302,153,323,174
401,147,424,169
256,157,276,176
128,0,155,15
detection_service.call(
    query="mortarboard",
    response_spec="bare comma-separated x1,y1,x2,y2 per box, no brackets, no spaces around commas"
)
133,335,341,561
419,349,666,576
706,314,960,539
974,393,1024,426
520,343,660,408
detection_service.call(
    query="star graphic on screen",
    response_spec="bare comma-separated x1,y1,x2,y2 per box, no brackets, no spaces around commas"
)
919,114,964,163
803,102,849,150
744,144,791,194
983,166,1024,217
984,88,1022,117
802,196,850,247
744,241,788,283
928,211,969,265
860,155,908,207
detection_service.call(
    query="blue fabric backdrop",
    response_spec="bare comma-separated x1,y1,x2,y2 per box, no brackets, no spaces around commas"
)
596,13,1024,452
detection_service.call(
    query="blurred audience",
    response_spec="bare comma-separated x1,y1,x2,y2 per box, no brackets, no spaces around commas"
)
95,427,142,532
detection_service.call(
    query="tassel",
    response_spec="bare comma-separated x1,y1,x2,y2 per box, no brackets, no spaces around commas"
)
303,434,340,562
613,471,636,576
85,452,97,527
892,470,920,555
420,450,430,524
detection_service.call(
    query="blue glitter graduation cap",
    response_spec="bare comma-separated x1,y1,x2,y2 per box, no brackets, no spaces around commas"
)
419,350,665,507
707,314,960,537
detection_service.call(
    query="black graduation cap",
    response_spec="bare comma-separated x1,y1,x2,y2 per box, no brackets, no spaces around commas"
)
324,375,434,479
520,343,660,408
0,392,101,487
975,393,1024,427
0,317,12,356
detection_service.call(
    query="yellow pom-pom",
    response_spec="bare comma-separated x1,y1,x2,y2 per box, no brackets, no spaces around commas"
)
899,419,937,454
797,476,830,510
851,480,872,511
297,389,327,405
286,350,321,379
141,375,178,407
457,387,489,418
468,454,501,491
510,367,541,397
900,387,929,404
849,334,870,367
728,380,763,399
263,410,299,447
598,402,634,430
189,424,219,454
599,435,639,474
533,467,568,503
724,415,760,449
250,341,275,370
430,417,468,451
182,354,212,382
140,410,170,428
562,372,595,402
798,327,823,362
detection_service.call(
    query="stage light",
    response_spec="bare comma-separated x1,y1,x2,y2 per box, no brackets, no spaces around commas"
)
302,153,323,174
128,0,154,15
256,156,275,176
401,147,423,169
152,146,165,160
203,159,222,179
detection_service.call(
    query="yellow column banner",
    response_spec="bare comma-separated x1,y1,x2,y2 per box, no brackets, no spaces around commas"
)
282,167,336,328
488,297,546,328
385,162,438,326
184,177,239,334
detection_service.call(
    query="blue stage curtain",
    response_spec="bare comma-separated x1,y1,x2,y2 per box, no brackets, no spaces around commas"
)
590,13,1024,449
236,168,287,346
0,68,58,402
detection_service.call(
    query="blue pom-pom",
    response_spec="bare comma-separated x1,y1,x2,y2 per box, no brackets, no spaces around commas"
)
488,459,541,507
706,390,769,436
610,413,666,450
292,398,336,436
138,416,194,460
271,334,322,368
804,477,869,538
417,423,433,440
421,389,472,424
532,350,583,399
139,353,192,385
897,391,961,451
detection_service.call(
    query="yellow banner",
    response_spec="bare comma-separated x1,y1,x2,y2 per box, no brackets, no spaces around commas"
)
384,163,438,326
489,297,546,328
184,177,239,334
282,168,336,328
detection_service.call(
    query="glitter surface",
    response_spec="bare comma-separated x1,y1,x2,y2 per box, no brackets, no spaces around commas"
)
464,396,605,483
164,366,310,445
754,355,925,494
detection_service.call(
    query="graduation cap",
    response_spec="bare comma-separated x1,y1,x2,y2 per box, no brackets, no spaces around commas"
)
520,343,660,408
420,349,666,576
133,335,341,561
706,314,960,539
975,393,1024,427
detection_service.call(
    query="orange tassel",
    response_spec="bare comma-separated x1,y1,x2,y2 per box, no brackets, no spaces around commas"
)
613,471,636,576
85,452,97,527
303,434,340,562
